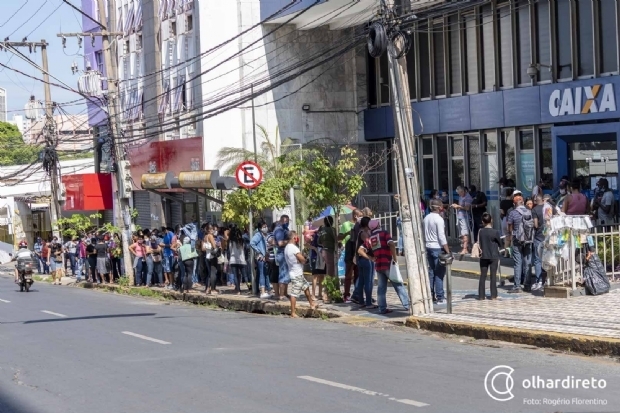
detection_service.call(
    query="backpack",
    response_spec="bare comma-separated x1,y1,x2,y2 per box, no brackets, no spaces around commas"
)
515,207,535,244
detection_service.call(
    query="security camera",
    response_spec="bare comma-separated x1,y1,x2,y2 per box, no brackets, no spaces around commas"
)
527,64,538,79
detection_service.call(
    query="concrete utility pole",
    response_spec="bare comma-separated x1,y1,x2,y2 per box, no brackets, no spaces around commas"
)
1,40,62,238
383,1,433,315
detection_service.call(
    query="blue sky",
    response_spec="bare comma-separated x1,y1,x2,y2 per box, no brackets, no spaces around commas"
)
0,0,87,117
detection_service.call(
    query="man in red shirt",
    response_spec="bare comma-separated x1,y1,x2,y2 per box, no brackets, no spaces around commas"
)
363,220,409,314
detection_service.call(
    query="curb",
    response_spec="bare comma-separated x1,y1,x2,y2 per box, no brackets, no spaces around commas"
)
451,269,511,280
72,282,347,319
406,316,620,357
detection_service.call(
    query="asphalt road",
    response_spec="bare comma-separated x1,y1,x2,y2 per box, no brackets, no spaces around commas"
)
1,272,619,413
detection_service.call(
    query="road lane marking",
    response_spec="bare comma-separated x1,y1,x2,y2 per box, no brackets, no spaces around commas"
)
298,376,428,408
122,331,170,345
0,299,10,303
41,310,67,317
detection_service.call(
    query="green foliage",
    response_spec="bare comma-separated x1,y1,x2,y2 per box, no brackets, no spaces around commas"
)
222,177,293,226
321,276,343,303
287,145,365,226
117,276,130,288
596,235,620,266
0,121,40,166
57,213,102,239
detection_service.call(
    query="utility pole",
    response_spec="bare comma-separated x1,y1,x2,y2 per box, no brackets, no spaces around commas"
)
1,40,62,239
60,2,134,282
382,1,433,315
249,84,257,296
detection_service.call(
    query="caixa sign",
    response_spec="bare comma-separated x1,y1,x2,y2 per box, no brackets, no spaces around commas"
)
548,83,616,117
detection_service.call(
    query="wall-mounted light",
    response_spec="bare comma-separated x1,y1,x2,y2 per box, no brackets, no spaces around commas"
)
302,104,310,112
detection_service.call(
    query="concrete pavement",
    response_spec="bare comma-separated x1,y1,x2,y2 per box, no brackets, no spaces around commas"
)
1,270,620,413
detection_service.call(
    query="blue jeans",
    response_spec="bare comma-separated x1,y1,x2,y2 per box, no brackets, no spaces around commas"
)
135,258,147,286
67,252,76,275
257,260,271,290
38,256,49,274
148,261,163,285
532,239,543,284
75,257,84,281
276,251,290,284
512,241,532,287
427,248,446,301
376,269,409,312
356,257,374,306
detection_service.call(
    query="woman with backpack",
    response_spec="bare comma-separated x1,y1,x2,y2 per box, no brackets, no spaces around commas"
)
477,213,502,300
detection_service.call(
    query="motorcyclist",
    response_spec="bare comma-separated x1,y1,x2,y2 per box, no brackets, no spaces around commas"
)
14,240,34,283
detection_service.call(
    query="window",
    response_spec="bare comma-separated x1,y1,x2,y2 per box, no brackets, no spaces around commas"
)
599,0,618,73
419,28,431,98
171,21,177,36
437,136,449,193
463,14,478,93
433,22,445,96
187,14,193,31
519,130,534,150
451,136,466,191
498,5,512,87
501,130,516,183
137,35,142,50
379,52,390,104
556,0,572,78
539,128,552,187
577,0,594,76
481,5,495,90
467,135,481,189
535,0,551,81
423,138,433,155
516,2,531,84
518,130,535,193
448,15,461,94
367,53,377,106
95,51,104,73
406,37,416,99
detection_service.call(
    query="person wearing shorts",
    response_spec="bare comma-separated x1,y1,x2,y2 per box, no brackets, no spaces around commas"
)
284,231,317,317
452,186,472,254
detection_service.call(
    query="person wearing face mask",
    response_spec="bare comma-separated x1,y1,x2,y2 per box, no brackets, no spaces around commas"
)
552,176,570,207
129,234,147,286
273,215,291,300
424,199,452,304
251,221,273,299
341,209,363,302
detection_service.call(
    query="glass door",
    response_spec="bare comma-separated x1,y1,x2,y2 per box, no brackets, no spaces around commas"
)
481,132,500,229
569,140,618,194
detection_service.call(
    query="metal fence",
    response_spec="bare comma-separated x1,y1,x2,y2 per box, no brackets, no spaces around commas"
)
547,222,620,288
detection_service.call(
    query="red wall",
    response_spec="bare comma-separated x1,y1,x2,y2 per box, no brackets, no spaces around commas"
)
127,137,203,191
62,173,113,211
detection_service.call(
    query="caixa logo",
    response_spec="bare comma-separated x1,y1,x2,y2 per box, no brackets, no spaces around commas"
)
548,83,616,117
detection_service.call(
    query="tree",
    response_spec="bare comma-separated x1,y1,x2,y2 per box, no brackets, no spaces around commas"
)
218,125,306,225
0,121,40,166
57,213,103,239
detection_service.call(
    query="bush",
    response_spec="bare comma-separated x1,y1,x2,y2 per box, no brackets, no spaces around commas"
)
322,276,343,303
595,235,620,269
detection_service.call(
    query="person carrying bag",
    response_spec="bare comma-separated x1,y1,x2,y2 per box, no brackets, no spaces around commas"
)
477,212,502,300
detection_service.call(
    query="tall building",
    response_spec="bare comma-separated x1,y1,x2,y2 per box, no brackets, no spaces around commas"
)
0,88,7,122
8,114,32,143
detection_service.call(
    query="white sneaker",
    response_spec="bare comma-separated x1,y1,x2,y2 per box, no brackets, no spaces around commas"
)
260,293,271,299
531,283,540,291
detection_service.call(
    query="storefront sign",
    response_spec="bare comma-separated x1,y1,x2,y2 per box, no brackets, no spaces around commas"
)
548,83,616,117
519,153,535,193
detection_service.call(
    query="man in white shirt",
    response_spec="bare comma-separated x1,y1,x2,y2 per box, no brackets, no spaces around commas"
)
284,231,317,317
423,199,451,304
594,178,615,228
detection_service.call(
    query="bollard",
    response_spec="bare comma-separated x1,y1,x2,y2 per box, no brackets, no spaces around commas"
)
438,252,454,314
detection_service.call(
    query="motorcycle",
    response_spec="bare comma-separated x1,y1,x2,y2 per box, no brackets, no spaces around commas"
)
16,257,35,292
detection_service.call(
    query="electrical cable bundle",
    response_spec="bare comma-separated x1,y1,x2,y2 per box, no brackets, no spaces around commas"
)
367,21,388,58
387,28,411,59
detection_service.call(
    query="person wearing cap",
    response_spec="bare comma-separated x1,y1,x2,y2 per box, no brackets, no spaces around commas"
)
452,186,473,255
506,190,532,293
593,178,615,228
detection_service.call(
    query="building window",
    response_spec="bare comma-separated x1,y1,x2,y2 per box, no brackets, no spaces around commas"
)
433,22,446,96
379,52,390,104
419,28,431,98
501,130,516,184
481,4,495,90
535,0,551,81
498,5,513,87
448,15,461,94
437,136,449,194
423,137,433,155
406,37,417,99
519,130,534,150
463,14,478,93
187,14,193,31
599,0,618,73
516,2,531,85
468,135,481,189
576,0,594,76
556,0,572,78
367,53,377,107
518,130,535,193
539,127,552,187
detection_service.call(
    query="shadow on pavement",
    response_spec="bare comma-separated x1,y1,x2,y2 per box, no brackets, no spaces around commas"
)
0,387,43,413
23,313,157,324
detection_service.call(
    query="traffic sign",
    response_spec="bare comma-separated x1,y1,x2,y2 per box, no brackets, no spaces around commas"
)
235,161,263,189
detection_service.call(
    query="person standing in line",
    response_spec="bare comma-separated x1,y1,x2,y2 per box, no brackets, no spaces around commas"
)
75,238,86,283
86,238,97,283
50,237,64,285
531,178,544,201
34,237,43,274
506,190,532,293
64,237,77,277
470,185,487,244
147,235,163,287
562,178,589,216
110,233,123,281
202,224,218,295
266,222,279,299
423,199,451,304
452,186,473,254
340,209,362,302
285,230,317,317
531,193,546,291
274,215,291,300
318,216,337,281
363,220,409,314
228,227,247,295
162,227,176,290
308,229,326,301
250,221,272,299
354,217,376,309
95,237,111,284
178,237,196,293
129,236,147,286
40,239,50,275
477,213,501,300
593,178,615,228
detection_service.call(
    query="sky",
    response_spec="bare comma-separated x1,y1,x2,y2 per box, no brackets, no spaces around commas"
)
0,0,87,118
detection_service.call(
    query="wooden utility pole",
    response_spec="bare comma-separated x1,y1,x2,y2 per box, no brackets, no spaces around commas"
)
58,3,134,282
383,1,433,315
